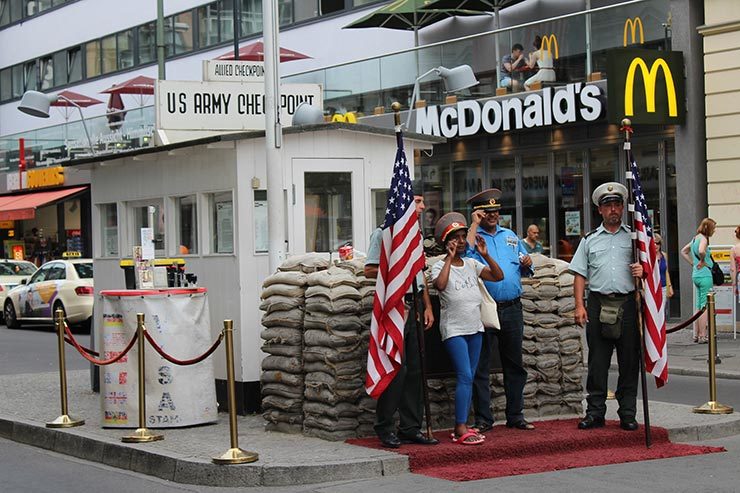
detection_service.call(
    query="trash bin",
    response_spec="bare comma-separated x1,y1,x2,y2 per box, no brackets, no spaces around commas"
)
119,258,187,289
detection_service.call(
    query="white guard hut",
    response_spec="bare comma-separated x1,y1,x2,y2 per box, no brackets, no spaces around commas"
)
69,122,442,412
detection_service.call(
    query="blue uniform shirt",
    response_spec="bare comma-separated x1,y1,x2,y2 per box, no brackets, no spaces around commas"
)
465,225,530,302
568,223,634,294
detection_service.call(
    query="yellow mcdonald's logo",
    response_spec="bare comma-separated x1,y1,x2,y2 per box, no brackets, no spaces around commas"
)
623,17,644,46
624,57,677,117
539,34,559,60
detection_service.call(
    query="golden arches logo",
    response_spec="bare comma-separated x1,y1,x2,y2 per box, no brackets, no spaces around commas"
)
624,57,677,117
623,17,644,46
539,34,559,60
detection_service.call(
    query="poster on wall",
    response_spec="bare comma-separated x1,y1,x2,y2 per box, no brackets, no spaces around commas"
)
499,214,513,230
565,211,581,236
254,197,268,253
216,201,234,253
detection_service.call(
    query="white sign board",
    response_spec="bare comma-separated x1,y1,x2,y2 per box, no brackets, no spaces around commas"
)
202,60,265,82
156,80,323,131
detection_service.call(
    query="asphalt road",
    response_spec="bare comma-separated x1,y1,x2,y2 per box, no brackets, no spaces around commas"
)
0,324,91,375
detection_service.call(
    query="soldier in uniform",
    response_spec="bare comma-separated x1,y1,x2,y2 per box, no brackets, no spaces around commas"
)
464,188,535,432
569,182,643,431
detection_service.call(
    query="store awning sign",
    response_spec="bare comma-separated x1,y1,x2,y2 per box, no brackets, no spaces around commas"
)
156,80,322,131
606,48,685,125
414,82,603,138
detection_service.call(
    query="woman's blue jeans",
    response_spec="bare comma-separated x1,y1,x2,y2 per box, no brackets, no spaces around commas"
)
444,332,483,425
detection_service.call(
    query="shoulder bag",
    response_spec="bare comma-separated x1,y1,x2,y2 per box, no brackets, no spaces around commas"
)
711,262,724,286
478,279,500,330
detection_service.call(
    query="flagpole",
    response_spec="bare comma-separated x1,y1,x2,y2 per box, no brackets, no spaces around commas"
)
622,118,652,448
393,102,434,440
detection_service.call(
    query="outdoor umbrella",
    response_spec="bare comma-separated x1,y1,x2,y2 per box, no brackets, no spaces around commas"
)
106,91,126,130
216,41,311,62
101,75,155,106
343,0,483,46
50,90,103,121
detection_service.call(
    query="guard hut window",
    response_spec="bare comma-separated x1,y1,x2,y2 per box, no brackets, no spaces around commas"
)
209,191,233,254
131,201,165,254
176,195,198,255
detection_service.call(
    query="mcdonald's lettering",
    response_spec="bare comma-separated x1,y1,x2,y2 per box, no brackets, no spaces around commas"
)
540,34,559,59
623,17,644,46
624,57,677,117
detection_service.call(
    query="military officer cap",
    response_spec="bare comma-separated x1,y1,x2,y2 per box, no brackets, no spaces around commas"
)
592,182,628,206
435,212,468,244
467,188,502,212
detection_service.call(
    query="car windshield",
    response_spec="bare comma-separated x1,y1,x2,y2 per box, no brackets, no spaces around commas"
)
73,263,93,279
0,262,36,276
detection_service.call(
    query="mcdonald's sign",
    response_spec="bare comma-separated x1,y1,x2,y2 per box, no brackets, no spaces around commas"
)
623,17,644,46
606,48,684,125
539,34,559,60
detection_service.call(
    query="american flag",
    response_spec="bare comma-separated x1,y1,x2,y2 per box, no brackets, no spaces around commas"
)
365,131,425,398
629,152,668,387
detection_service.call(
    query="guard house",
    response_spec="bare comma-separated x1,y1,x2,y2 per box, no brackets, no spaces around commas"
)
68,122,442,412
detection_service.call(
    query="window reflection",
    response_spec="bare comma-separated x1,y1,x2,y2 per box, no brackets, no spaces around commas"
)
304,172,352,252
555,151,585,261
488,158,516,232
588,146,620,230
522,154,549,249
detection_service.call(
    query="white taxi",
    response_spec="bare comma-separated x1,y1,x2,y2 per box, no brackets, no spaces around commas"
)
0,260,38,320
3,257,93,330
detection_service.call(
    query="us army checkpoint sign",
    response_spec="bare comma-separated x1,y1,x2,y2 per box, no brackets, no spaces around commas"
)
156,80,323,131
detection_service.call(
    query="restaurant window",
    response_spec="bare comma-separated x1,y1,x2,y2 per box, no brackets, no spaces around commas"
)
101,34,117,74
85,40,101,78
554,151,585,262
0,68,10,101
198,3,219,48
0,1,10,26
39,55,53,90
320,0,342,15
218,0,234,42
278,0,292,25
421,161,451,241
162,16,174,57
117,30,134,70
522,154,550,251
23,60,37,92
67,47,82,83
9,0,21,23
487,158,516,232
371,189,387,230
100,203,118,257
52,50,66,86
138,22,156,65
293,0,318,23
132,201,165,253
11,63,23,98
209,191,233,254
588,146,620,230
452,160,483,212
176,195,198,255
174,11,194,55
241,0,262,35
304,172,352,253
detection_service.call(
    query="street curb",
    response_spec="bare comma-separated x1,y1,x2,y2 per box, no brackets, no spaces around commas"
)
608,363,740,381
0,415,409,487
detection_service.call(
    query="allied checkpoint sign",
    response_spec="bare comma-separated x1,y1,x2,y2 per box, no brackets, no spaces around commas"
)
202,60,265,82
156,80,322,131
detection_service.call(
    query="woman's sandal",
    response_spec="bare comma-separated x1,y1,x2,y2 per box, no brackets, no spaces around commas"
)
451,430,485,445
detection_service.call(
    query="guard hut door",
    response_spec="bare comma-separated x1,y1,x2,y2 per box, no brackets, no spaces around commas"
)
291,158,366,255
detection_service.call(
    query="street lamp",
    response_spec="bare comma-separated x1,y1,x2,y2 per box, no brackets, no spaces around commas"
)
292,102,324,126
406,64,479,130
18,90,96,156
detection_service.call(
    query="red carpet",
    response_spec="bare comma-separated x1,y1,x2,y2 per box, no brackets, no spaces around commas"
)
347,419,724,481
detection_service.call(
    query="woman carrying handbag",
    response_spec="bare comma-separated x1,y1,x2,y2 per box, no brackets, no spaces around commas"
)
680,217,717,343
431,213,503,445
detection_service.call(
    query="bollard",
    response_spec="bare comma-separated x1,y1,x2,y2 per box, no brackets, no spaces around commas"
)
213,320,258,464
693,293,733,415
47,309,85,428
122,313,164,442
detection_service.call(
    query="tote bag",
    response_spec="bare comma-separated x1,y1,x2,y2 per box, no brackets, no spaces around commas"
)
478,279,500,330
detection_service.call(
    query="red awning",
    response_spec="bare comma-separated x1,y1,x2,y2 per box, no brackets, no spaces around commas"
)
0,186,87,221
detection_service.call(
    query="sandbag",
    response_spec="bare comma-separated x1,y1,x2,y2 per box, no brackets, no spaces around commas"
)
304,360,363,376
558,325,582,341
307,266,360,288
263,409,303,425
334,259,367,276
262,395,302,413
535,340,560,354
279,253,330,273
303,401,360,419
305,371,364,391
261,283,306,299
261,344,302,357
305,384,363,405
260,295,304,314
261,355,303,373
260,327,302,345
303,427,358,441
261,370,304,386
304,329,362,348
261,383,304,399
303,344,366,364
305,297,360,314
263,271,308,288
305,284,362,301
261,309,304,328
304,313,364,332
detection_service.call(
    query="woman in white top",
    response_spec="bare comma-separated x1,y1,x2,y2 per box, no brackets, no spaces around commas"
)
524,35,556,90
432,212,503,445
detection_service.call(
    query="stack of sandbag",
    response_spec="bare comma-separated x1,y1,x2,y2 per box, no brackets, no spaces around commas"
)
302,266,367,440
520,254,584,417
259,269,309,433
426,377,456,430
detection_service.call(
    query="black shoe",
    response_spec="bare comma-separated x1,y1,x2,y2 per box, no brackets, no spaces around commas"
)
474,422,494,433
506,419,535,430
378,432,401,448
577,415,605,430
620,419,639,431
398,431,440,445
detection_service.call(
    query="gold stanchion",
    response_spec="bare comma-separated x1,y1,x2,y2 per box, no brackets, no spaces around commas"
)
47,309,84,428
693,293,733,415
122,314,164,442
607,390,616,400
213,320,258,464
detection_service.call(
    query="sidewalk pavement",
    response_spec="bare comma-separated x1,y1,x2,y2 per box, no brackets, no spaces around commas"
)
1,328,739,488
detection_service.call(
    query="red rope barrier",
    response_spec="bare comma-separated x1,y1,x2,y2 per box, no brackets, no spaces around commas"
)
665,307,706,334
63,322,138,366
64,336,99,356
144,328,223,366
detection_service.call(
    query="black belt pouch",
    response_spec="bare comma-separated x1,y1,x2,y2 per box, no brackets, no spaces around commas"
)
598,295,627,340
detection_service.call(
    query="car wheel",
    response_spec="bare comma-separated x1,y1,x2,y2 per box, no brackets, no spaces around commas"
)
4,300,20,329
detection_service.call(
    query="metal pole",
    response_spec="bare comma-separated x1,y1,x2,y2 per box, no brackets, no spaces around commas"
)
585,0,592,77
156,0,166,80
263,0,285,273
47,309,84,428
122,314,163,442
493,6,501,89
622,118,652,448
233,0,240,60
693,293,734,414
213,320,259,464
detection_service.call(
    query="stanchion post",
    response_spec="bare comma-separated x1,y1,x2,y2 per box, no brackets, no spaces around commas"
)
122,313,164,442
213,320,258,464
47,309,84,428
693,293,733,414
